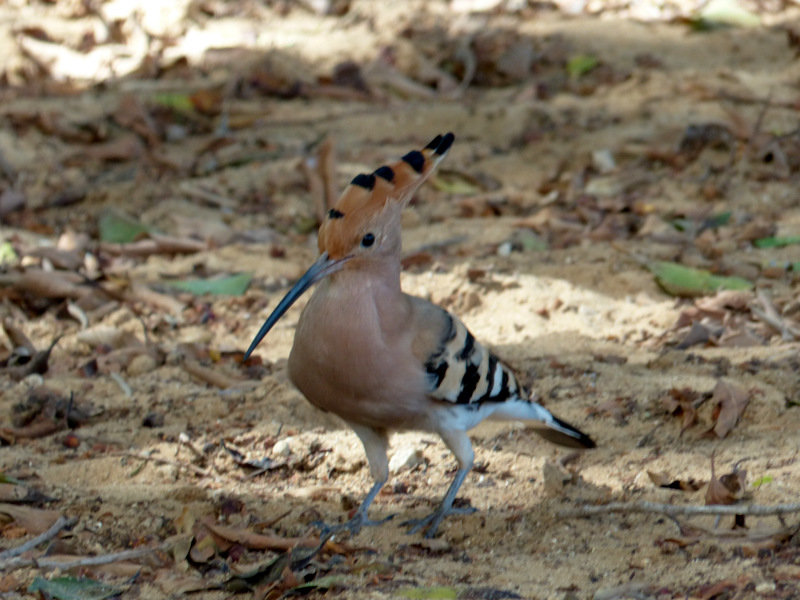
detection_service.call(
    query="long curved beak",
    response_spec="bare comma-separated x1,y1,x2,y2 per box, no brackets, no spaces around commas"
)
243,252,350,360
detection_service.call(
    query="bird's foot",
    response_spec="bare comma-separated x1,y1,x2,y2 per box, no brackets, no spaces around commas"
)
313,511,394,538
402,504,477,538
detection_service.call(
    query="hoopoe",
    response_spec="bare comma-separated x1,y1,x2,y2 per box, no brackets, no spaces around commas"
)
244,133,595,538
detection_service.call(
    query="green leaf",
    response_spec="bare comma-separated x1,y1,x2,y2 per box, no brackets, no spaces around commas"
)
0,241,17,265
98,209,152,243
753,235,800,248
151,92,195,113
397,586,459,599
792,262,800,272
28,577,122,600
670,211,731,233
516,230,548,252
706,211,732,228
288,575,346,593
751,475,773,488
165,272,253,296
649,261,753,297
566,54,598,78
431,174,481,195
0,472,24,485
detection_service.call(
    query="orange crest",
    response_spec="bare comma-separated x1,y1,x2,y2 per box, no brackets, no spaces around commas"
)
318,133,454,259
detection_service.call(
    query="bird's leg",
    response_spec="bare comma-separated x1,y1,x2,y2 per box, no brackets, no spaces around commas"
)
403,429,477,538
315,424,394,537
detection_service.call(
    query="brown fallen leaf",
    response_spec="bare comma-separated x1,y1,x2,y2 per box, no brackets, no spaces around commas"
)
0,504,60,534
189,528,219,564
99,234,207,257
708,379,751,438
705,453,747,506
0,269,88,300
676,322,715,349
113,94,160,147
124,283,186,315
695,290,753,314
663,387,709,433
200,517,319,551
74,134,144,163
190,88,224,116
691,579,738,600
1,319,35,353
24,247,84,271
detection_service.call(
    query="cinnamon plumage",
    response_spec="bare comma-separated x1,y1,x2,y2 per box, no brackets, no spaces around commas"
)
245,133,595,537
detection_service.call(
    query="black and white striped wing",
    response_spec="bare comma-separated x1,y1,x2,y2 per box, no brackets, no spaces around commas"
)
423,311,522,406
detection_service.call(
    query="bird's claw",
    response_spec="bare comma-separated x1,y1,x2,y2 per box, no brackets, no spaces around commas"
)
401,505,477,538
312,512,395,538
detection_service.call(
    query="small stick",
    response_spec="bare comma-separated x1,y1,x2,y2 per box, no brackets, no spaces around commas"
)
182,357,243,389
1,542,168,571
301,156,327,224
116,451,213,479
179,182,237,209
318,135,337,212
0,516,76,560
558,501,800,518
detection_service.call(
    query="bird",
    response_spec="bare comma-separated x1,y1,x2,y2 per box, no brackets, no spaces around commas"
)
244,132,595,538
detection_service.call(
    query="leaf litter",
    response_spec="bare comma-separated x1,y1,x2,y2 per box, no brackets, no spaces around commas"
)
0,0,799,598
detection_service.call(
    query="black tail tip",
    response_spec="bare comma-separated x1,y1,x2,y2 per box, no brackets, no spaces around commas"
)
424,134,443,150
542,416,596,449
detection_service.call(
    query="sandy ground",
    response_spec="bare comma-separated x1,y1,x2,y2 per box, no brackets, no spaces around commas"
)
0,1,799,598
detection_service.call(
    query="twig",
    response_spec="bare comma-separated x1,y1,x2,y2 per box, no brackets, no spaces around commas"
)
182,357,244,389
448,37,476,99
0,516,76,561
178,181,237,209
717,91,796,110
753,290,800,341
1,542,168,571
721,90,772,190
558,501,800,518
115,450,214,479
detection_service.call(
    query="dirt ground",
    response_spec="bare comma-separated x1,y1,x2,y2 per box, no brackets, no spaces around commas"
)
1,0,800,598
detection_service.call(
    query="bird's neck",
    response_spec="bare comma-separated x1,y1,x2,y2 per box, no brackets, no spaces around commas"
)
333,255,402,292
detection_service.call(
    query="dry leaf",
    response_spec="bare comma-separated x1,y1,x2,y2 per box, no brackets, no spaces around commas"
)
705,453,747,505
2,269,87,299
0,504,60,534
189,529,218,563
200,517,318,551
708,380,751,438
663,387,707,432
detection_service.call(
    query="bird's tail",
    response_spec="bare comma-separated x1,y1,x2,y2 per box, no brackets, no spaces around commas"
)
489,399,596,449
529,415,596,449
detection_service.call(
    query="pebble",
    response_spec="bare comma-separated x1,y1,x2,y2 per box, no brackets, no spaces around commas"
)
542,460,571,493
389,445,424,473
127,353,157,376
754,581,776,594
272,437,294,456
591,148,616,173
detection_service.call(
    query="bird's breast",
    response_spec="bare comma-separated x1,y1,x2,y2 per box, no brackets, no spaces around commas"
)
286,279,430,429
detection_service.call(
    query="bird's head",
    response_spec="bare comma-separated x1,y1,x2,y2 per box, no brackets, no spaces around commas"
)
244,132,454,359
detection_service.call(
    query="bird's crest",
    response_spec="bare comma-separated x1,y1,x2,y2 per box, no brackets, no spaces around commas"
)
318,133,454,259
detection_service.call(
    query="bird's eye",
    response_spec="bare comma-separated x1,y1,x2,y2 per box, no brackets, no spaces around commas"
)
361,233,375,248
